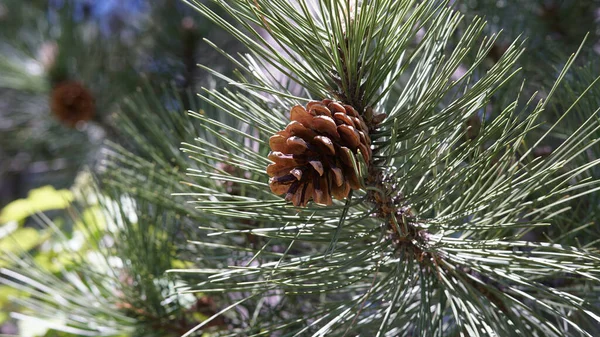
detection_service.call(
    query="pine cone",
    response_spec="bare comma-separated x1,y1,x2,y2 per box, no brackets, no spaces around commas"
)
50,81,95,127
267,99,372,206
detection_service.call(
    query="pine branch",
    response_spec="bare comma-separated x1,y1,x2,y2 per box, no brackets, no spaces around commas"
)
0,182,216,337
166,0,600,336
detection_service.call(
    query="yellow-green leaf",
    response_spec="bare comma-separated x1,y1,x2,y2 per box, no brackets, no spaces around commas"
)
0,186,73,224
0,228,43,256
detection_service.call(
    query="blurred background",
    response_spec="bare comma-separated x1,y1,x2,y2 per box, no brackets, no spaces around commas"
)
0,0,598,336
0,1,244,335
0,0,243,206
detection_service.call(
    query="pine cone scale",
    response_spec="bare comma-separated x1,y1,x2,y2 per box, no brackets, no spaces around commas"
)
333,112,354,127
310,105,333,117
291,168,304,180
311,116,339,139
270,180,290,195
338,125,360,148
286,136,308,154
328,102,346,113
313,136,335,155
290,105,314,126
309,160,324,176
286,121,317,140
330,167,344,186
269,134,287,151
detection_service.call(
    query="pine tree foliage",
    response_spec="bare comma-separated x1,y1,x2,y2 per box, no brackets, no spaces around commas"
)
1,210,137,336
145,0,600,335
455,0,600,254
0,182,211,337
535,61,600,245
1,0,600,336
455,0,599,89
1,83,234,336
101,84,234,217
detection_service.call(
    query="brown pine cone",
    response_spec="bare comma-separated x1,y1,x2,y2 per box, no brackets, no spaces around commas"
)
50,81,95,127
267,99,372,206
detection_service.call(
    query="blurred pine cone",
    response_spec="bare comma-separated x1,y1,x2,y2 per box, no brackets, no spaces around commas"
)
267,99,372,206
50,81,95,127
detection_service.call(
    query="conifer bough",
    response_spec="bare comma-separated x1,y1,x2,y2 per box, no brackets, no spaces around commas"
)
173,0,600,336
